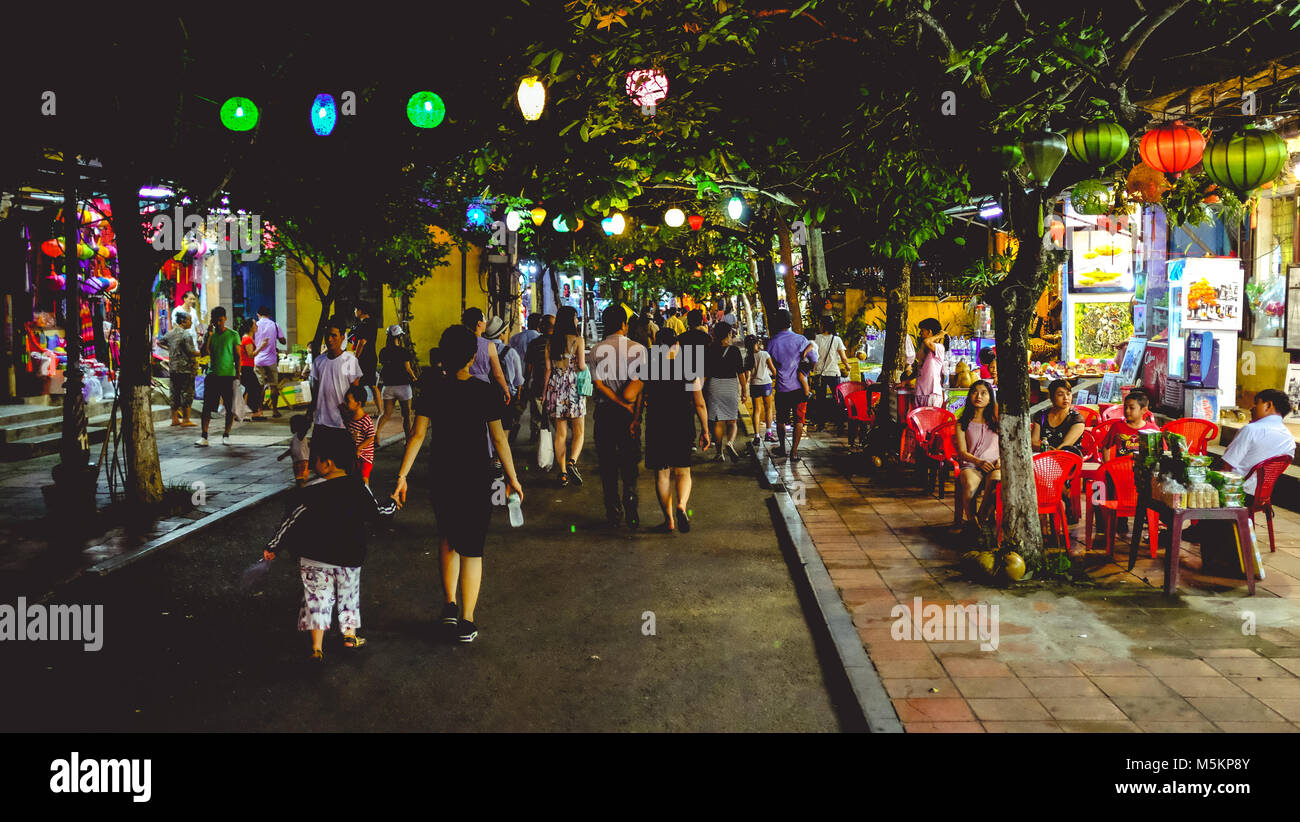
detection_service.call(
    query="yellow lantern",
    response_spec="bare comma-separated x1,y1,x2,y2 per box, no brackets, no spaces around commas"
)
517,77,546,121
530,207,547,226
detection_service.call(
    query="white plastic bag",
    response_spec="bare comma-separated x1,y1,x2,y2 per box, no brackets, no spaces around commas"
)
537,428,555,470
232,385,252,423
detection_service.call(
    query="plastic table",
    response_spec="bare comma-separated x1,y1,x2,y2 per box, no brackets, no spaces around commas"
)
1129,496,1256,596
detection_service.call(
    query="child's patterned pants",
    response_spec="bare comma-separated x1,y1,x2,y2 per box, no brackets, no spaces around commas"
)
298,561,361,633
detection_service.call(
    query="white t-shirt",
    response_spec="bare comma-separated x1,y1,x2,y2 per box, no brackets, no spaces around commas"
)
290,436,309,463
814,334,845,377
1222,414,1295,494
311,351,362,429
750,350,773,386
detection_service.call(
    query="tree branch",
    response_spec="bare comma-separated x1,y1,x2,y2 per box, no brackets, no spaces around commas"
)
1116,0,1191,77
1160,2,1287,61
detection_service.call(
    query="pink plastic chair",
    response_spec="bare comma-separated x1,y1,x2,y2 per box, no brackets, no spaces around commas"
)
1101,404,1155,423
927,419,962,502
1161,418,1220,456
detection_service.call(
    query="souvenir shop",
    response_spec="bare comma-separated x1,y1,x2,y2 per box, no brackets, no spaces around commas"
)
16,198,120,402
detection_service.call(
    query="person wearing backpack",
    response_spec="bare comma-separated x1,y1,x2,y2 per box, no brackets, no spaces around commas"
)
810,315,851,433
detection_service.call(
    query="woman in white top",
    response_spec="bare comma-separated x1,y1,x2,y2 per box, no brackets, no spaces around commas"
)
810,315,852,432
747,336,775,445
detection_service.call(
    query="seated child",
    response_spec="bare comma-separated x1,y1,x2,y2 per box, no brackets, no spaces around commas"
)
1101,389,1160,459
263,432,396,660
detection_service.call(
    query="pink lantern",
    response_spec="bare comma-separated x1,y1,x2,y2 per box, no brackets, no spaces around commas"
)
624,69,668,108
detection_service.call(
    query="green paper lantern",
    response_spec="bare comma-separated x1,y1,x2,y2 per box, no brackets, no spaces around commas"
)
1203,126,1288,194
1019,131,1067,188
219,97,259,132
406,92,446,128
1071,179,1113,215
1067,122,1129,171
993,144,1023,170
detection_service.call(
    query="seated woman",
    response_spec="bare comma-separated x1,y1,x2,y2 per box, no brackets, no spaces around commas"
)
1032,378,1085,456
950,380,1000,533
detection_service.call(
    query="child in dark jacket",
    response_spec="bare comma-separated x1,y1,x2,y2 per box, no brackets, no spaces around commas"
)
263,431,396,660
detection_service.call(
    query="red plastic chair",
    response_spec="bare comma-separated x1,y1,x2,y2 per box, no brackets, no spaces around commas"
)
1085,456,1159,559
845,387,883,427
1075,406,1101,428
1078,429,1101,462
1161,418,1220,456
1244,455,1293,553
903,406,955,465
834,380,865,410
996,451,1083,552
927,419,962,502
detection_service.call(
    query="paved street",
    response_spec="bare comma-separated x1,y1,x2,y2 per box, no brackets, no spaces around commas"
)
2,413,847,732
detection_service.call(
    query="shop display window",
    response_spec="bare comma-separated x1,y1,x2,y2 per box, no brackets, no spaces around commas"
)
1249,193,1294,345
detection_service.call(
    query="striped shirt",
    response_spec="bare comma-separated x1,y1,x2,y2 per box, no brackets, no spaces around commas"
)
348,414,376,465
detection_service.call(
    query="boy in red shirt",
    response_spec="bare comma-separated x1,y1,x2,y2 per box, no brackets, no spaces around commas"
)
1101,389,1160,459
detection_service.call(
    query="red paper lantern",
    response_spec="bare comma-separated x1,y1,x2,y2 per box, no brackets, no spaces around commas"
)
41,238,64,257
687,215,704,231
1139,121,1204,176
1049,220,1065,246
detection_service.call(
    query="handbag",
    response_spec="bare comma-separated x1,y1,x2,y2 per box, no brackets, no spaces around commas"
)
575,366,594,397
537,427,555,470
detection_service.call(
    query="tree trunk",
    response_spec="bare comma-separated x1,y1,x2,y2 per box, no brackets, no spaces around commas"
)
755,257,780,328
778,221,800,333
111,179,164,507
990,188,1050,566
880,259,911,422
808,227,828,329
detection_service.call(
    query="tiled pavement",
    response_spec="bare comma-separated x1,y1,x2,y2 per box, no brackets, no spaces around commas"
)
0,405,409,598
773,428,1300,733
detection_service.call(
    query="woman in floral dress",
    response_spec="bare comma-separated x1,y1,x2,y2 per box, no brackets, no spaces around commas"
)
543,305,587,487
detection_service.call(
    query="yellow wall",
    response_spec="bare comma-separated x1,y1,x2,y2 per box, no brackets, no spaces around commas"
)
286,228,489,366
840,290,977,336
1237,340,1290,407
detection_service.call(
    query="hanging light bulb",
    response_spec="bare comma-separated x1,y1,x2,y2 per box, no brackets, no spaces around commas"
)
220,97,259,131
664,208,685,227
406,91,446,128
530,207,547,226
505,211,522,232
517,77,546,121
727,197,744,220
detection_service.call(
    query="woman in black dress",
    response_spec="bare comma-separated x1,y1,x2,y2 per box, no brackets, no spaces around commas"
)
644,328,711,533
1031,378,1085,456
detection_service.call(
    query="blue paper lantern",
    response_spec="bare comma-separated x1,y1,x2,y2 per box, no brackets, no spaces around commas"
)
311,93,337,136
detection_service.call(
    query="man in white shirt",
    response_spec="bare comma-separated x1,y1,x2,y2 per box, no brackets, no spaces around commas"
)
311,316,362,457
1190,388,1295,573
253,306,287,417
1221,389,1295,495
591,304,647,529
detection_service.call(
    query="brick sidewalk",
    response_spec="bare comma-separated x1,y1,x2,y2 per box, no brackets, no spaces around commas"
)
0,407,410,599
773,430,1300,733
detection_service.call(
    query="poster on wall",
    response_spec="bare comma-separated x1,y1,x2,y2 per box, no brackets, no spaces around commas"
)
1097,372,1123,404
1070,229,1134,293
1286,363,1300,422
1118,337,1147,385
1285,266,1300,352
1178,257,1243,331
1132,302,1147,337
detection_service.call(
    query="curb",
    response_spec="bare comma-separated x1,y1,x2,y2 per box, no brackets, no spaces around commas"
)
84,431,410,579
757,445,905,734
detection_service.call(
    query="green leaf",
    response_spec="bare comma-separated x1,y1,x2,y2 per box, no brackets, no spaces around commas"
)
550,51,563,77
558,120,580,137
953,236,966,246
580,124,590,142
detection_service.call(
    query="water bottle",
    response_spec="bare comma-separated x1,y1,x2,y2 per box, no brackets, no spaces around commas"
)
508,491,523,528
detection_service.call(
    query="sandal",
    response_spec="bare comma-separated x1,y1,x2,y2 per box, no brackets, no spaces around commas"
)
342,634,366,649
558,473,569,488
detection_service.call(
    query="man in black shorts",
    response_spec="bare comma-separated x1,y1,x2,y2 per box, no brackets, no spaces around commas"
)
197,306,240,447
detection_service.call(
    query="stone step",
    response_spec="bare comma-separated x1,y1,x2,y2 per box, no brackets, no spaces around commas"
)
0,397,122,428
0,405,173,461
